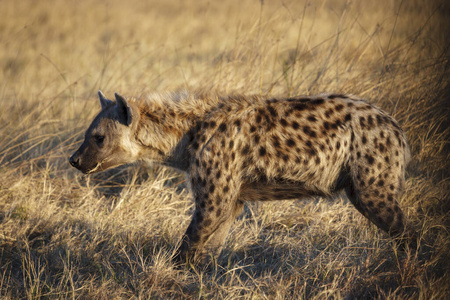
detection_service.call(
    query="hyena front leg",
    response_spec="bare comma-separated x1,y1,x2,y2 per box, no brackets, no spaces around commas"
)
173,170,242,265
173,199,242,266
203,200,244,259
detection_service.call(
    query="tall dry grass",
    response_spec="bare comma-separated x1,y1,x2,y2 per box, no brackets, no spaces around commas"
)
0,0,448,298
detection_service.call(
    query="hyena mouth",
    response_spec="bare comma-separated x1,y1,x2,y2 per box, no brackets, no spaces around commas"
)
86,159,107,174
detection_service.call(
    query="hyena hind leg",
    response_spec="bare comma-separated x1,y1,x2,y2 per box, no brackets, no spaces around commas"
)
345,178,416,249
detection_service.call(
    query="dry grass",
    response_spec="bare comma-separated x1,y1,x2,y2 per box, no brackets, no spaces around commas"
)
0,0,449,298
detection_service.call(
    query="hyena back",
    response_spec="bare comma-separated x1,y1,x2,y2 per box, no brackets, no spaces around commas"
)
70,91,412,264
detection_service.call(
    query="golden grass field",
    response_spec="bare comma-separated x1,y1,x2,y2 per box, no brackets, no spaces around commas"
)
0,0,449,298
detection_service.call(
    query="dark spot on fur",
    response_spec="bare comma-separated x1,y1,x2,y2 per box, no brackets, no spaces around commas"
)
377,179,384,186
387,194,393,202
328,94,347,99
359,116,365,128
325,108,334,118
331,119,342,129
344,113,352,122
223,186,229,193
287,138,296,147
293,103,308,111
336,141,341,150
307,115,317,122
203,218,212,227
280,118,288,127
307,147,317,156
219,123,227,132
377,115,383,125
335,104,344,111
362,135,367,144
367,115,374,128
311,98,325,105
268,106,277,117
292,121,300,130
242,145,250,155
366,154,374,165
259,147,267,156
272,136,280,148
369,177,375,185
216,208,222,217
145,112,161,123
303,126,317,138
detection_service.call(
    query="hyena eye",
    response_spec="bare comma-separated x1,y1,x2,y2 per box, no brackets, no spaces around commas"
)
94,135,105,146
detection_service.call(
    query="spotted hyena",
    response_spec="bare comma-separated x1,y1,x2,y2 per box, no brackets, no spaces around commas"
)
69,91,412,264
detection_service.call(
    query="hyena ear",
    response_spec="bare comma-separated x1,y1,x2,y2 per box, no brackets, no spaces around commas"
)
98,90,113,110
114,93,133,126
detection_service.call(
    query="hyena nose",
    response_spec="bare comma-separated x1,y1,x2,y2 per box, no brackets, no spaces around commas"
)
69,154,79,168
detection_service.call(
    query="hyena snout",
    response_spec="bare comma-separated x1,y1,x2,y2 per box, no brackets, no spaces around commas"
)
69,151,81,169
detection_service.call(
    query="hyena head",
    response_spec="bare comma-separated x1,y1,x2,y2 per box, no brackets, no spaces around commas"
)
69,91,140,174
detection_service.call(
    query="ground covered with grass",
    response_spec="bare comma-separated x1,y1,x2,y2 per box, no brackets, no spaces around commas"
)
0,0,449,298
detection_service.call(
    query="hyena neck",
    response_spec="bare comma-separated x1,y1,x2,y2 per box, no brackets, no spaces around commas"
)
134,92,219,172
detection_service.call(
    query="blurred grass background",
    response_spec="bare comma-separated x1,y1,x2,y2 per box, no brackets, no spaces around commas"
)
0,0,449,298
